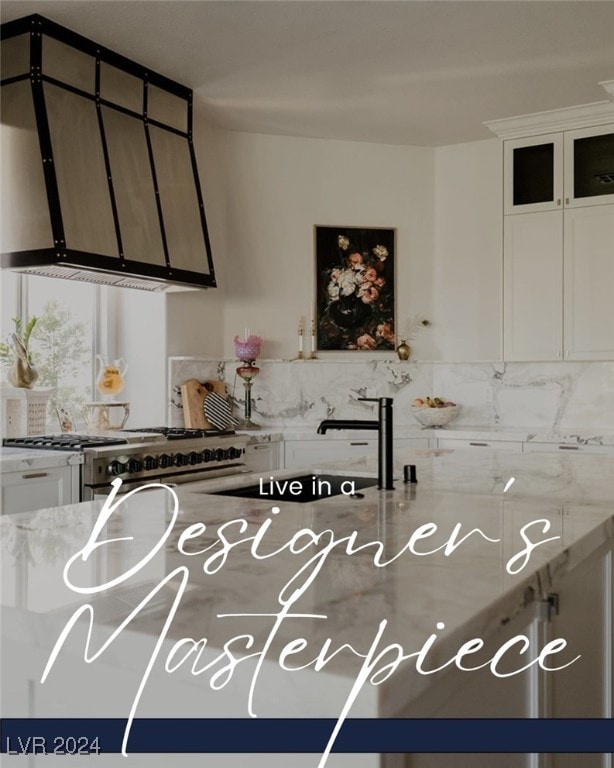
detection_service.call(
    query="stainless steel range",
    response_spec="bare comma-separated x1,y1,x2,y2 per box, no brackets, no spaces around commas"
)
3,428,248,500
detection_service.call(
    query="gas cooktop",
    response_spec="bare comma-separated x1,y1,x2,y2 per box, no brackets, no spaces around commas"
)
3,427,236,451
3,434,129,450
126,427,236,439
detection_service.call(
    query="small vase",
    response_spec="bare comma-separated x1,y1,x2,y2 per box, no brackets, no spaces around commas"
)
396,341,411,361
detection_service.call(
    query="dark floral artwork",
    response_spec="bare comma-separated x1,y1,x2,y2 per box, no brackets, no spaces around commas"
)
315,226,395,351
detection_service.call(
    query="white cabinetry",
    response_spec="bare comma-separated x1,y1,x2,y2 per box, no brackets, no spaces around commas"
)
504,124,614,215
503,210,563,360
501,119,614,361
284,437,429,470
1,464,79,515
436,437,523,452
523,441,614,455
244,441,281,473
400,531,614,768
284,438,376,469
563,204,614,359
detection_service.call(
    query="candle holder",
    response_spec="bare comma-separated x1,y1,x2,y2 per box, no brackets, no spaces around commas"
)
309,319,318,359
233,334,264,430
294,321,304,360
235,360,260,429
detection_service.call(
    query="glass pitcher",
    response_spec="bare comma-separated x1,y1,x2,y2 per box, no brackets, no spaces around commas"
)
95,355,127,398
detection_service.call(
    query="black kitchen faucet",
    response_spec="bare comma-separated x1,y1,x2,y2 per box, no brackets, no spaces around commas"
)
317,397,394,490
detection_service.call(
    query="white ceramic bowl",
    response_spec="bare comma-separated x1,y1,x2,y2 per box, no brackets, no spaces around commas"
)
411,404,459,428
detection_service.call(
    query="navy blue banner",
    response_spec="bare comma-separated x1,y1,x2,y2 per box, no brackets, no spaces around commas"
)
2,718,614,754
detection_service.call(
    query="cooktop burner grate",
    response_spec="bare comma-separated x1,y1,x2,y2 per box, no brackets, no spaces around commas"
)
3,435,129,450
126,427,236,439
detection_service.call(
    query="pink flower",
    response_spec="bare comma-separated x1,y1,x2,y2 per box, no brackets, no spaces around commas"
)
361,267,378,283
347,252,363,269
356,334,377,350
376,322,395,344
358,284,379,304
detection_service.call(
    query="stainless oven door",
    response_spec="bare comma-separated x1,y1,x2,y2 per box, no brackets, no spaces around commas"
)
82,464,248,501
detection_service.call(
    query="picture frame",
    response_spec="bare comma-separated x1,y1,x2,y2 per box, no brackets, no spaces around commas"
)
315,225,396,351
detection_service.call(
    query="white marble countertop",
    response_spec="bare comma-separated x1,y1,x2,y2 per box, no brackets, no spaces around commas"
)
0,446,83,473
2,447,614,761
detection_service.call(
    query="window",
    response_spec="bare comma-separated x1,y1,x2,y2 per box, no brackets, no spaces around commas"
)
2,273,167,432
2,273,96,429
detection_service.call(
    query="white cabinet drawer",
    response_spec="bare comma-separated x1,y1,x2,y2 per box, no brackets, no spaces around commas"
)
523,441,614,455
244,442,281,473
284,438,376,469
1,464,79,514
436,438,523,452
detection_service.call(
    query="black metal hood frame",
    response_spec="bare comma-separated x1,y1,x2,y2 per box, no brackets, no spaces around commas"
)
0,14,217,290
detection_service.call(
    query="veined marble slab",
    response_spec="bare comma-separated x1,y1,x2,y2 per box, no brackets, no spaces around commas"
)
0,447,83,473
169,357,614,435
1,450,614,767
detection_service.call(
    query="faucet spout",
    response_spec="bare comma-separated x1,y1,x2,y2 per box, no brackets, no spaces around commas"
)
316,397,394,490
317,419,378,434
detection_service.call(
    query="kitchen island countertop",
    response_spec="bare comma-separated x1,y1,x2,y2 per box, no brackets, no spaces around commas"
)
2,448,614,766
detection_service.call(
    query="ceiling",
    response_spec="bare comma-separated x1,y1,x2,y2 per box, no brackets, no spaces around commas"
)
2,1,613,146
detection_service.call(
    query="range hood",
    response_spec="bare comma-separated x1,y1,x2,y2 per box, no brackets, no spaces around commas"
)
0,14,216,291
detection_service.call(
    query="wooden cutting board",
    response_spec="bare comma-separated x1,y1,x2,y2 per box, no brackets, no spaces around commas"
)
180,379,227,429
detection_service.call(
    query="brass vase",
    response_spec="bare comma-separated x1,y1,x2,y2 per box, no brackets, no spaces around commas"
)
396,341,411,361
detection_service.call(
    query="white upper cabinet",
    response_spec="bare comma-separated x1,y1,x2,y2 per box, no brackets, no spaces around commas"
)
504,133,563,215
493,100,614,362
564,124,614,209
504,124,614,214
563,204,614,360
503,210,563,360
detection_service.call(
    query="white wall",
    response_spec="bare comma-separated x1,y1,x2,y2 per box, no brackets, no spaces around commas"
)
433,138,502,361
212,131,436,360
118,290,167,425
175,123,504,364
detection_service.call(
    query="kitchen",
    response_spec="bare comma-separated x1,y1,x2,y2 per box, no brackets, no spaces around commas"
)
1,1,614,766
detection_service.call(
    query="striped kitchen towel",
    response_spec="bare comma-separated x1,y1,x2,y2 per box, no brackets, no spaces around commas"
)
204,391,239,431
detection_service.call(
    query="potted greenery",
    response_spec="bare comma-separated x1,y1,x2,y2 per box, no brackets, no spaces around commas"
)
0,316,39,388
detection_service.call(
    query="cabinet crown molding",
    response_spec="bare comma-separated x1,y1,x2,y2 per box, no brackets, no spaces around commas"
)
485,100,614,140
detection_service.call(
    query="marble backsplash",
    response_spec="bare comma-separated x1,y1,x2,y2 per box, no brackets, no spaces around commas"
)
168,358,614,432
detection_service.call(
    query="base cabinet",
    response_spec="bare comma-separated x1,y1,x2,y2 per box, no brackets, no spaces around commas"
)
436,437,523,452
244,442,281,473
284,438,377,469
543,547,612,768
1,464,79,515
523,442,614,456
284,438,429,470
395,539,614,768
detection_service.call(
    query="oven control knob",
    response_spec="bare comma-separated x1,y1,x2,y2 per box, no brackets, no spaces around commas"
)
127,458,142,474
143,455,159,471
174,453,190,467
109,460,124,476
214,448,225,462
203,449,212,463
189,451,202,465
159,454,172,469
229,447,242,460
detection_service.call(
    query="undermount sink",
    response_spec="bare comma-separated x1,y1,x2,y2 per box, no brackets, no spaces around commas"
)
211,473,377,504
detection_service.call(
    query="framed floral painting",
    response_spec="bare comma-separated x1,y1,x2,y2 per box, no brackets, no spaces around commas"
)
315,225,395,351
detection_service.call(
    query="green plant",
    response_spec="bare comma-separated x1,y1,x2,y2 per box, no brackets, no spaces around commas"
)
0,316,37,365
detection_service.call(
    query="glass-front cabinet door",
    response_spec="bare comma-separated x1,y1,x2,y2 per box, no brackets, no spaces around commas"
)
504,133,563,214
564,124,614,208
